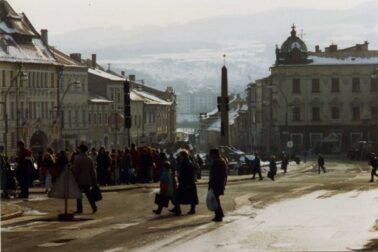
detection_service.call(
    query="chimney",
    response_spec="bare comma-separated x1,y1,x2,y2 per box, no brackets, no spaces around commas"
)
315,45,320,52
330,44,338,52
129,75,135,81
121,71,125,77
41,29,48,45
70,53,82,62
91,54,97,68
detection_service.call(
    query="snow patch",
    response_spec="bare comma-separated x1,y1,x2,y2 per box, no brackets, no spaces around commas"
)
135,190,378,251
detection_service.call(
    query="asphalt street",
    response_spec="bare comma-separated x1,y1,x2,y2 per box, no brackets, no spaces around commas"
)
1,158,377,252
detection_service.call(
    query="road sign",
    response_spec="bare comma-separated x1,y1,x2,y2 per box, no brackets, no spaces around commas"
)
108,112,124,130
287,140,294,148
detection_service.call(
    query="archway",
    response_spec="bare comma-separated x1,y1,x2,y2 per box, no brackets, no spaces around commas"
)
30,130,48,154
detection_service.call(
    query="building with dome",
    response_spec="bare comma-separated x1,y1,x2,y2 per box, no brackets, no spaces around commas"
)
249,25,378,155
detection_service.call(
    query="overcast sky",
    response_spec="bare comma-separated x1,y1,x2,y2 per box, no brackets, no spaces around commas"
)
10,0,372,34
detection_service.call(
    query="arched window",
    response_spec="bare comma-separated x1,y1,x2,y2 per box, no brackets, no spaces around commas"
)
292,107,300,121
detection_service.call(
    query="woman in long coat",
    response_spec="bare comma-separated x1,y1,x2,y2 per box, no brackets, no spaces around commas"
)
175,150,198,215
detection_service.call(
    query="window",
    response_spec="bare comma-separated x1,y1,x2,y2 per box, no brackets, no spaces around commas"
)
88,113,92,124
2,70,5,87
312,79,320,93
82,110,87,127
352,107,360,120
371,107,378,119
352,78,360,92
75,110,79,128
98,113,102,126
10,102,14,120
104,113,108,124
371,78,378,92
68,110,72,128
331,107,340,119
292,79,301,94
331,78,339,93
93,113,97,125
312,107,320,121
292,107,300,121
51,73,55,88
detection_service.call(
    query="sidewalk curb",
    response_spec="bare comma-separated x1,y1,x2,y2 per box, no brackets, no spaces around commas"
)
26,163,313,194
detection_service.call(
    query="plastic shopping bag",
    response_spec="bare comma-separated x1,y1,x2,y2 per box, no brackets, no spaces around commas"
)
206,188,218,211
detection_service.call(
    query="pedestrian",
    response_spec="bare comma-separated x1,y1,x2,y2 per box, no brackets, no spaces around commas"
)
196,154,204,180
139,148,154,183
89,147,98,168
267,155,277,181
281,153,289,174
369,153,378,182
318,154,326,174
42,151,55,193
56,150,69,177
208,149,228,222
0,146,9,198
15,141,33,199
120,148,132,184
175,150,199,216
96,147,110,186
303,150,307,163
153,161,177,215
251,153,263,180
72,144,97,214
169,152,177,177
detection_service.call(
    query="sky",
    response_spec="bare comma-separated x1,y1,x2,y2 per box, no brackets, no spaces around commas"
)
10,0,372,34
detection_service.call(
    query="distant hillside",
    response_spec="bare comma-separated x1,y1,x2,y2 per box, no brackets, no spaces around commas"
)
50,1,378,93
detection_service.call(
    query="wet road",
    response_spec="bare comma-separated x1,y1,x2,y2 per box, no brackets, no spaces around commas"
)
2,159,376,252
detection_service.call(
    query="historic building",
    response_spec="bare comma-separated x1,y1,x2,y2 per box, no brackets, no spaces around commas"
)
251,25,378,154
49,49,89,149
0,0,61,155
198,95,247,152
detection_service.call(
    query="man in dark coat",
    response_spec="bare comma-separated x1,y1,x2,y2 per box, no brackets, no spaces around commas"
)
208,149,228,222
267,155,277,181
251,153,263,180
96,147,110,186
175,150,198,216
281,153,289,174
318,155,326,174
369,153,378,182
15,141,33,198
72,144,97,214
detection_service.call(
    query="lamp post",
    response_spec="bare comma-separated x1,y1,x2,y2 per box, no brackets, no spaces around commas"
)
57,80,81,150
1,69,28,156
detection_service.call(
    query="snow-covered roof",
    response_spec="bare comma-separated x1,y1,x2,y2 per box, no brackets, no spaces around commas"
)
0,34,58,64
131,89,172,106
50,47,85,67
308,56,378,65
89,94,113,103
207,106,242,132
88,68,125,81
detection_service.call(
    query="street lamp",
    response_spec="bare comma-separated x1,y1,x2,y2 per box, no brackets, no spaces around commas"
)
57,80,81,150
1,69,28,156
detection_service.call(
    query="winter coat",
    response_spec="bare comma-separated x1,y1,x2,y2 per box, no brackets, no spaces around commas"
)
318,156,325,166
97,153,110,170
72,153,97,186
269,159,277,174
177,158,198,205
209,157,228,196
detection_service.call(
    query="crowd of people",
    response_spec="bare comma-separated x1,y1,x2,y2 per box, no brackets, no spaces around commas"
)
1,141,378,222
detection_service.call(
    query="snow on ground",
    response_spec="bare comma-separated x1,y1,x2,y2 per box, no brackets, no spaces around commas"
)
135,190,378,252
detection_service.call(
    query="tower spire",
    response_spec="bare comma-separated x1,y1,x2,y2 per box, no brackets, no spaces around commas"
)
291,23,296,37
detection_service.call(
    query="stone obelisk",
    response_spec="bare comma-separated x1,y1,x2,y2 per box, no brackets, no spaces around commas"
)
218,55,230,146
